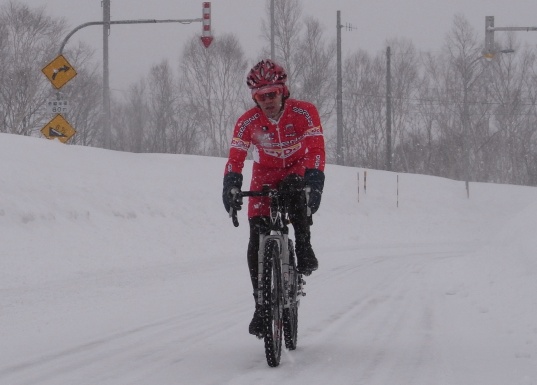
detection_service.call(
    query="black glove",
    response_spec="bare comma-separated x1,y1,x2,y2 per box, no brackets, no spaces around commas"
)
304,169,325,214
222,172,243,213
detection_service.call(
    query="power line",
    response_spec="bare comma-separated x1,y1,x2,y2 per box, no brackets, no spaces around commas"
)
346,92,537,108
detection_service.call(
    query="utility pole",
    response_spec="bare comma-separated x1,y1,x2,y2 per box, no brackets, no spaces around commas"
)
270,0,275,60
386,46,392,171
462,63,473,198
336,10,344,166
103,0,111,149
335,11,355,166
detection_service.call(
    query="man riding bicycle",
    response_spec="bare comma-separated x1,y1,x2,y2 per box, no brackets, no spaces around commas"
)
222,59,326,336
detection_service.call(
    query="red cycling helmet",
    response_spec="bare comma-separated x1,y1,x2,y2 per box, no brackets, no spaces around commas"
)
247,59,290,98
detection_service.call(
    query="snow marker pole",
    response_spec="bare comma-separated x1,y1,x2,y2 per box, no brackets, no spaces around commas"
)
357,171,360,203
397,174,399,208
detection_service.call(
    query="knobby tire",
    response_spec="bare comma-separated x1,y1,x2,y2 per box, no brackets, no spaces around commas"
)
262,239,283,367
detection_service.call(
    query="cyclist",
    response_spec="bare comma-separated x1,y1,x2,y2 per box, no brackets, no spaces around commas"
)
222,59,326,336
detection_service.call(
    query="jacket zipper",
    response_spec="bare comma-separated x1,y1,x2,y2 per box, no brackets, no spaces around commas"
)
275,122,286,168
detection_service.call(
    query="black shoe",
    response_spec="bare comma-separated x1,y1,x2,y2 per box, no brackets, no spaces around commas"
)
296,243,318,276
297,254,318,275
249,304,264,338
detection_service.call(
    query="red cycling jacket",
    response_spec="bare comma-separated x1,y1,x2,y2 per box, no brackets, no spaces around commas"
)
224,99,326,218
224,98,326,177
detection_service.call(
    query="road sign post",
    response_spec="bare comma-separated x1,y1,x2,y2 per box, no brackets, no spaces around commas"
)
42,54,77,143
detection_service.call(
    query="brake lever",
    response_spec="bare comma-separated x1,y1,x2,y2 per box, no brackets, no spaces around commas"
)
229,188,241,227
230,207,239,227
305,186,312,217
305,186,313,225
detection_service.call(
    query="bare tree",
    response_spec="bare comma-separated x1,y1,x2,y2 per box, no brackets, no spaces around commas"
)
442,14,488,181
293,17,336,120
522,52,537,185
180,33,248,156
260,0,303,85
410,53,446,176
114,79,149,153
342,50,385,168
0,1,67,136
486,43,537,185
145,61,177,153
386,38,420,173
0,22,8,131
147,60,201,155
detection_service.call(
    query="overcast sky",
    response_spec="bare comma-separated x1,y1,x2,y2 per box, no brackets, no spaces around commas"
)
27,0,537,94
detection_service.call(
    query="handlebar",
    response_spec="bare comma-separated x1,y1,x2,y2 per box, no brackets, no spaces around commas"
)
229,186,311,227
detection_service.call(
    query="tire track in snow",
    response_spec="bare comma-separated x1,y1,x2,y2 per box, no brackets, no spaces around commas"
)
277,245,466,384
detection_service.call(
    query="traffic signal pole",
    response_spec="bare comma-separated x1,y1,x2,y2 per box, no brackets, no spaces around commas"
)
58,18,208,56
484,16,537,58
57,3,212,149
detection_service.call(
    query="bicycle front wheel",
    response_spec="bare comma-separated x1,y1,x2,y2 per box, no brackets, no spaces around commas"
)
262,239,284,367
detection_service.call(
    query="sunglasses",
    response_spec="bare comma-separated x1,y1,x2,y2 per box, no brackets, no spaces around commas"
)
254,89,282,102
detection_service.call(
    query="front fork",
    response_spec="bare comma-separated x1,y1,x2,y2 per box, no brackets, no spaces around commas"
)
257,233,291,308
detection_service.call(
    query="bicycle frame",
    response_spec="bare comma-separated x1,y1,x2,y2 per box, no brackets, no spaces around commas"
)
230,184,306,365
236,186,296,311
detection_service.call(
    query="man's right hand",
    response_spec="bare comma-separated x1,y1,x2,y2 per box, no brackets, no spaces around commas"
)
227,187,243,212
222,172,243,213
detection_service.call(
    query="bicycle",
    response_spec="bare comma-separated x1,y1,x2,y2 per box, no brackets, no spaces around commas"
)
229,184,310,367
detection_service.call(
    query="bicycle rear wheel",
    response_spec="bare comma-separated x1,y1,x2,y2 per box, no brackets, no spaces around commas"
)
284,239,299,350
262,239,283,367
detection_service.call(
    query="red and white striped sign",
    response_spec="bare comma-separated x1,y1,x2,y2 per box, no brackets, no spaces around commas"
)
200,2,213,48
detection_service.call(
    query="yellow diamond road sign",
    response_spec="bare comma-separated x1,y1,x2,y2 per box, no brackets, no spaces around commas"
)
41,114,76,143
42,55,77,89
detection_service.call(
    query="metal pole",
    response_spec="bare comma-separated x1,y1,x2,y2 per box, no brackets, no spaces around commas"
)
270,0,275,60
462,56,483,199
336,11,343,166
386,46,392,171
462,56,487,198
59,19,204,56
103,0,111,149
484,16,495,57
463,80,470,198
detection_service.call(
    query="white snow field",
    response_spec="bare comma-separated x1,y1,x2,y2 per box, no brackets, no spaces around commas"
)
1,133,536,384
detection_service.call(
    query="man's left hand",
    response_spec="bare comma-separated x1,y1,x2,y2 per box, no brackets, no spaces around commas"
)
304,169,325,214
